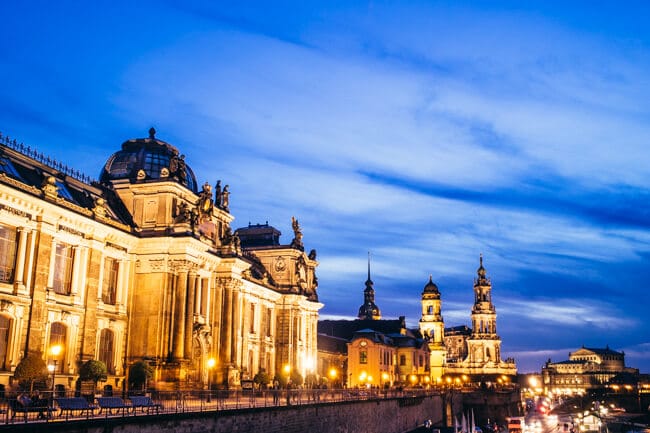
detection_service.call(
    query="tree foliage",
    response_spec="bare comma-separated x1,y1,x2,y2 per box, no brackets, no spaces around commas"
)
14,352,48,393
128,361,154,390
253,369,271,389
78,359,107,389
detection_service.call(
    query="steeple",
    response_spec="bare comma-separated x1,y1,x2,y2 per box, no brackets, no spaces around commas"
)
358,252,381,320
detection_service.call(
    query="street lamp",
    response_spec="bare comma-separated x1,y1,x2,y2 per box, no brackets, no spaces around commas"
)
49,344,62,397
206,358,216,402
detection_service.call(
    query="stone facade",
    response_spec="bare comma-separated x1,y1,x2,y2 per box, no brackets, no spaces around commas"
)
0,130,321,392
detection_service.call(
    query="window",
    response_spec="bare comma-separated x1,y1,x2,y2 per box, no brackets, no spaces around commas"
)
52,243,74,295
49,322,66,373
265,308,272,336
102,258,118,305
360,350,367,364
0,315,10,370
427,305,433,315
249,304,256,334
0,226,17,283
400,354,406,366
99,329,115,374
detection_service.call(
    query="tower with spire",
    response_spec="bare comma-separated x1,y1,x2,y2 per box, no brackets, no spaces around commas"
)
358,252,381,320
419,275,446,381
466,255,503,365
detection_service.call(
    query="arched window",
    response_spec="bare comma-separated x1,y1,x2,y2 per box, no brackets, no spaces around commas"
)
0,315,10,370
49,322,66,373
427,305,433,315
98,329,115,374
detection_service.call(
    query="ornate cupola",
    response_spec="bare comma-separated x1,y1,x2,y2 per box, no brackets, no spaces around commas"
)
358,253,381,320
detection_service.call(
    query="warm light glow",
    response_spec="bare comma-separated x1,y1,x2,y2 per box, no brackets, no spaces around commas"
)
462,374,468,382
410,374,417,384
382,372,389,382
207,358,216,369
283,364,291,375
329,368,337,379
424,376,430,383
367,375,373,383
445,377,451,384
359,371,367,382
48,364,55,373
50,344,62,357
529,377,539,387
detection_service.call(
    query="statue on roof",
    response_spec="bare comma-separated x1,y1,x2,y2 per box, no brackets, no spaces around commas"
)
215,180,222,208
221,185,230,211
198,182,213,215
290,216,304,250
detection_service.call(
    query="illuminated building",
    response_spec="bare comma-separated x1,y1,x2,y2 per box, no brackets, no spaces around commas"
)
0,130,321,392
425,256,517,380
542,346,638,394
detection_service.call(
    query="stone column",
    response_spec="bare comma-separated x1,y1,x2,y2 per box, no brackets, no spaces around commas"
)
172,268,188,360
24,229,36,291
221,281,233,364
184,272,197,359
231,288,241,367
13,227,29,291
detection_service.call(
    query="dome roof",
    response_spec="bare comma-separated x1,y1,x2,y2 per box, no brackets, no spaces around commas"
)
423,275,439,294
100,128,198,193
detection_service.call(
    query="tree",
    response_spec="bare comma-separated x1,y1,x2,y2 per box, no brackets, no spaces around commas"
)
14,352,48,393
128,361,154,391
78,360,107,392
253,369,271,389
290,370,304,388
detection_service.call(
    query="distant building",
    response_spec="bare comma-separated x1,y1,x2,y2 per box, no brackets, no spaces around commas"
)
542,346,639,394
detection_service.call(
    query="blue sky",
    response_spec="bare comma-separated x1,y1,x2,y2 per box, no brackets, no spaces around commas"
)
2,1,650,373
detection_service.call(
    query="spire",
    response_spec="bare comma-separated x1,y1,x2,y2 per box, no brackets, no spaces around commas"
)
366,251,372,285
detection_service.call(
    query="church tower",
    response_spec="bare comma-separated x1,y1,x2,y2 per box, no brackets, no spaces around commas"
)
358,253,381,320
419,275,446,381
466,255,502,365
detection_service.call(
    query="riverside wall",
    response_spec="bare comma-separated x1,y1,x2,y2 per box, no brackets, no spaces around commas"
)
3,395,448,433
2,391,521,433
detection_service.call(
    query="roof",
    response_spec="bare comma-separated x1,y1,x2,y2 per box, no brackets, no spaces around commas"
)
318,318,407,341
0,137,134,230
444,325,471,335
317,334,348,355
236,222,282,248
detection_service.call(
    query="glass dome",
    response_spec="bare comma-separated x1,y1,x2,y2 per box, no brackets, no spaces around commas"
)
100,128,198,193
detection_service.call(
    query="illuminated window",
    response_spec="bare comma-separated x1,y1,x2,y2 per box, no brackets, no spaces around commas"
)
0,226,17,283
53,243,74,295
0,315,10,370
360,350,367,364
99,329,115,374
400,354,406,366
102,258,118,305
49,322,66,373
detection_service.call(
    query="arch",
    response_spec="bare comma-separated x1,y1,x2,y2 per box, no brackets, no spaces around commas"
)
49,322,67,373
0,315,11,370
98,328,115,374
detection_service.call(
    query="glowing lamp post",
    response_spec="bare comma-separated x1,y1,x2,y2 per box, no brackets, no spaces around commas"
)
206,358,216,402
49,344,62,397
329,367,337,386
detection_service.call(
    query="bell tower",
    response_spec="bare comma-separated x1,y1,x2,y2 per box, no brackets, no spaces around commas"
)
466,255,502,365
419,275,446,381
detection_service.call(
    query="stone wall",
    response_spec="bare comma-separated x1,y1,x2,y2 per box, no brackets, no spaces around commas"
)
2,396,445,433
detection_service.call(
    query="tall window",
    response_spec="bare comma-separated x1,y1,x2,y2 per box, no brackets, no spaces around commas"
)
0,226,17,283
265,308,272,336
249,304,256,334
400,354,406,366
99,329,115,374
102,258,118,305
360,350,367,364
0,315,10,370
52,243,74,295
49,322,66,373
